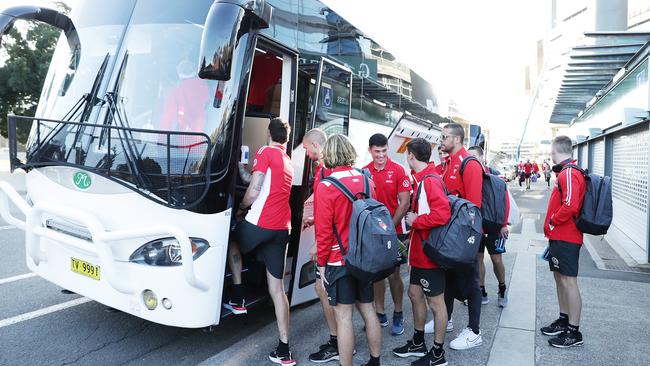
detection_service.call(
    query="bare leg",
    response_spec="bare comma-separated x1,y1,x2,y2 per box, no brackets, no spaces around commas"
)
227,242,243,285
490,254,506,284
357,301,382,358
553,272,568,314
408,285,427,331
388,267,404,313
315,278,337,336
266,270,290,343
426,294,448,344
561,275,582,326
333,304,355,366
373,280,386,315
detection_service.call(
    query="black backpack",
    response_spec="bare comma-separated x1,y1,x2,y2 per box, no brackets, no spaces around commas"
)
460,156,508,235
559,164,613,235
416,174,483,269
323,174,399,283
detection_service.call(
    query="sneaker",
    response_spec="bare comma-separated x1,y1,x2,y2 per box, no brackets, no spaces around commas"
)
424,317,453,334
223,298,247,315
392,312,405,336
308,343,339,363
449,327,483,350
393,339,427,358
412,349,448,366
540,318,567,336
548,330,583,348
497,293,508,308
463,299,468,306
481,294,489,305
269,349,296,365
377,313,389,327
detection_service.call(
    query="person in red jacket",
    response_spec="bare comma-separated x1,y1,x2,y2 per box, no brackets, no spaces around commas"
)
524,159,533,189
468,146,510,308
541,135,586,349
439,122,485,351
315,134,381,366
364,133,410,336
392,138,451,366
301,128,340,363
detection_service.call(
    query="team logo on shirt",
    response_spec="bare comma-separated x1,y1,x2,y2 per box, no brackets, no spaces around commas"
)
402,180,410,188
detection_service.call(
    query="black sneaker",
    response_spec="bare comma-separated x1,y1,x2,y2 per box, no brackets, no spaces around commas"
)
548,330,583,348
309,343,339,363
393,339,427,358
540,318,567,336
412,349,447,366
223,298,247,315
269,349,296,365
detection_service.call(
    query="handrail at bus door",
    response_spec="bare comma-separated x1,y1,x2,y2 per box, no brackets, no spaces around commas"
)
0,181,29,230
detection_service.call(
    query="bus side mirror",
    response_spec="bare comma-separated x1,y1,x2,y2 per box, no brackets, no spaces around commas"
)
0,6,80,70
198,0,272,81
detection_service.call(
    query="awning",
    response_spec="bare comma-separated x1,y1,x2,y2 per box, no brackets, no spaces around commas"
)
550,32,650,124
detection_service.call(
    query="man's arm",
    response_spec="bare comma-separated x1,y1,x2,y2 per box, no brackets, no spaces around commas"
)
240,171,265,208
393,191,410,227
550,169,583,225
412,179,451,229
462,159,483,208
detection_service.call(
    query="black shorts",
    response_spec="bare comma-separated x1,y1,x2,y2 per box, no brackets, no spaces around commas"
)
479,233,506,255
234,220,289,279
409,267,445,297
325,266,373,306
525,173,531,178
548,240,581,277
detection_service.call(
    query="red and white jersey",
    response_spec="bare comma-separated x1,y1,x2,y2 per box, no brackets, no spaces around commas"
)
364,158,411,234
245,145,294,230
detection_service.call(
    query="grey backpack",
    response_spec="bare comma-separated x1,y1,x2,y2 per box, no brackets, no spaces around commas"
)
323,174,399,283
416,174,483,269
560,164,613,235
460,156,507,236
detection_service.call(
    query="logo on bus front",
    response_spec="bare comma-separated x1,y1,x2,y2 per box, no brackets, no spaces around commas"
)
73,171,91,189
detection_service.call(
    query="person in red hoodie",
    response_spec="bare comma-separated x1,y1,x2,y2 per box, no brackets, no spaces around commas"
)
392,138,451,366
315,134,381,366
468,146,510,308
439,122,485,351
541,135,586,349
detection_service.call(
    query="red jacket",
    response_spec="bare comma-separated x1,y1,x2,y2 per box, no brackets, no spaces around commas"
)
442,148,483,208
543,160,586,244
409,163,451,269
315,167,376,267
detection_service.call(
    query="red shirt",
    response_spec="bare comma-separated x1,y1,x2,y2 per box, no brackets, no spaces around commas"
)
533,163,540,173
524,163,533,174
544,160,586,244
364,158,411,234
246,145,294,230
160,78,210,132
409,163,451,269
442,148,483,208
315,167,376,267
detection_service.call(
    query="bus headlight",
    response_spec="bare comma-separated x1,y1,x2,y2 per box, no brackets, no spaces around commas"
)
142,289,158,310
129,238,209,266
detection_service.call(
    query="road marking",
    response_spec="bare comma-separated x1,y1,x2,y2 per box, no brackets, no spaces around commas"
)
0,273,37,285
0,225,17,231
0,297,92,329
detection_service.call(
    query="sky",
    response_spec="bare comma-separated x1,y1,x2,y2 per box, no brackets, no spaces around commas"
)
322,0,551,141
2,0,550,140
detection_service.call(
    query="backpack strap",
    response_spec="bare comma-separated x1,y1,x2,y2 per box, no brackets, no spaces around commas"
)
322,176,356,202
332,223,347,256
459,155,483,176
557,163,586,196
415,173,449,205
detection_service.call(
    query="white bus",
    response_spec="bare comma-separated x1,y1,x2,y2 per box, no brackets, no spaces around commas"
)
0,0,443,328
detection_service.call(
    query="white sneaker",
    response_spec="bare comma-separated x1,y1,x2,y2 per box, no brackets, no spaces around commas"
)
450,327,482,350
424,317,453,334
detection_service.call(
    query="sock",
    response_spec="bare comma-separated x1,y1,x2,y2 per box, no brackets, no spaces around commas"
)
559,313,569,324
394,311,403,318
567,324,580,333
480,286,487,297
277,340,289,355
366,356,380,366
498,283,506,297
432,342,444,357
329,335,338,347
471,326,480,335
232,284,244,302
413,329,425,345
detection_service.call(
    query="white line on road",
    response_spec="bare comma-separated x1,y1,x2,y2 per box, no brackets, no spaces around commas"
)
0,273,36,285
0,297,92,329
0,225,17,231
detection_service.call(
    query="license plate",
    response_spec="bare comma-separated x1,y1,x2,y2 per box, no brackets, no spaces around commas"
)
71,257,101,280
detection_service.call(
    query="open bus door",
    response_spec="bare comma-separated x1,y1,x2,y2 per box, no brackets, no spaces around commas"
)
386,115,442,167
288,57,352,306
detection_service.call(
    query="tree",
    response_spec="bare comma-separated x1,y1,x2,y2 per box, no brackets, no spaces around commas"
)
0,2,70,143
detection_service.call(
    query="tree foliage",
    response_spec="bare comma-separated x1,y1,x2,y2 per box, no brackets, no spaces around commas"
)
0,2,70,141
